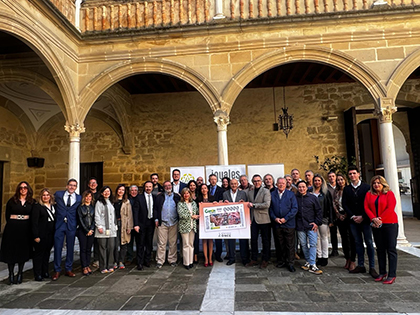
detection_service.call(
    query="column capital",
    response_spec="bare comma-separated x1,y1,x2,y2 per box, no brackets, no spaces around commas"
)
375,98,397,123
213,111,230,132
65,123,85,137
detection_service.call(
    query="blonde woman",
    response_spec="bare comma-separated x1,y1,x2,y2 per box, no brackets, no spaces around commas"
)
32,188,56,281
364,175,398,284
177,188,199,270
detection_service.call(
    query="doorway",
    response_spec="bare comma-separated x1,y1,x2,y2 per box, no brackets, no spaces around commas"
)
0,161,4,232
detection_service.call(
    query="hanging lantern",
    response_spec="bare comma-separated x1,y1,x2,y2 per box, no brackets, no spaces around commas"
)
278,87,293,138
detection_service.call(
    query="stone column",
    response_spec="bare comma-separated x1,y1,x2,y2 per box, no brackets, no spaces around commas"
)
214,0,226,19
376,98,408,245
65,123,85,193
214,112,230,165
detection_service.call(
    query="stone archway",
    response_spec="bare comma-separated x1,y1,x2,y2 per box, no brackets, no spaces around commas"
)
102,85,135,154
387,47,420,101
221,46,386,113
79,57,221,122
0,15,77,123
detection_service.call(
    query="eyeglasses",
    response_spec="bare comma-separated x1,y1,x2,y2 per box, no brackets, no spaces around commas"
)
19,186,28,190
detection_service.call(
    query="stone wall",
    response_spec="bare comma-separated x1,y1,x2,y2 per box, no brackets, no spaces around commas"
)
0,107,34,231
229,82,374,176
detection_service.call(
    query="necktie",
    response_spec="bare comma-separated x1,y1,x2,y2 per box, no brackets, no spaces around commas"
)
67,194,72,207
147,194,152,219
211,186,216,196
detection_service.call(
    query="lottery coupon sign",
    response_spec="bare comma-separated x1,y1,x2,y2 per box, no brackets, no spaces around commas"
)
199,202,251,239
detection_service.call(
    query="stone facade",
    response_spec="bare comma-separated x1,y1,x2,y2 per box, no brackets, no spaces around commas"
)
1,0,420,234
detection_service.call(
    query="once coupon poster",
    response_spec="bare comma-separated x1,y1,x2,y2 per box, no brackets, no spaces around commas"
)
199,202,251,239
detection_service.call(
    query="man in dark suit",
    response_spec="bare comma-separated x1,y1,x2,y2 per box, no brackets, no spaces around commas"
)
342,166,377,278
133,181,158,270
208,173,225,262
246,174,272,269
269,177,298,272
52,179,82,281
222,178,248,265
171,169,187,194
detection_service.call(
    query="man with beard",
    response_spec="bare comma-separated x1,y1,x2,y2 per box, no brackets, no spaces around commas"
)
155,181,180,268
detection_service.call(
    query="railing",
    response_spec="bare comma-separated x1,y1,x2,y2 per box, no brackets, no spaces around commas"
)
49,0,76,25
49,0,417,33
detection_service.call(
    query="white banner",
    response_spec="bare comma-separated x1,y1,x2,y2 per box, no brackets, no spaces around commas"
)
170,166,205,184
247,164,285,184
205,164,246,185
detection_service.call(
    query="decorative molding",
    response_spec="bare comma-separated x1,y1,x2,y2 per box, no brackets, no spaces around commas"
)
64,123,86,137
375,98,397,123
213,110,230,132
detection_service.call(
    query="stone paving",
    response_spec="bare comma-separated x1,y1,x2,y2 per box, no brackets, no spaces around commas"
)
234,250,420,313
1,248,420,314
0,262,210,311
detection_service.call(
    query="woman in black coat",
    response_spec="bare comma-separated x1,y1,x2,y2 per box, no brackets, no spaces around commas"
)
0,181,35,284
32,188,56,281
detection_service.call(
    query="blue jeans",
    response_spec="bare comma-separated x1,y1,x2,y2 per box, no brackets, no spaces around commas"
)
350,223,375,269
297,230,317,265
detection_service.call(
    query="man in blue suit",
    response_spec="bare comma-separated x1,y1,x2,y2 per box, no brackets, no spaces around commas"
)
269,177,298,272
52,179,82,280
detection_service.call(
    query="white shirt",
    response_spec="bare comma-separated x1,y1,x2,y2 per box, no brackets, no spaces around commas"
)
64,191,76,206
278,190,285,200
145,193,154,219
351,180,362,189
230,189,238,202
172,182,180,194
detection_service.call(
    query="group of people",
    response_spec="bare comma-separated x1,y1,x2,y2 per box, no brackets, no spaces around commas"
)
0,166,398,285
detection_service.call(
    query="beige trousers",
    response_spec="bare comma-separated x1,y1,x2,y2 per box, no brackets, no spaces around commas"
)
156,223,178,265
181,230,195,266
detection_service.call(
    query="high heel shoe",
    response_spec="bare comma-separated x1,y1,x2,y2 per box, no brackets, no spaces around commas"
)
16,272,23,284
375,274,387,282
209,262,213,266
204,263,209,267
383,277,396,284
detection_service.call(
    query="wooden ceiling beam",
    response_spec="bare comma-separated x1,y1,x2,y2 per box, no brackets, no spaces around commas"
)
298,64,315,85
286,63,301,85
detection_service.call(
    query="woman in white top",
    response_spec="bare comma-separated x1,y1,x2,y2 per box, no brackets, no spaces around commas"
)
95,186,117,273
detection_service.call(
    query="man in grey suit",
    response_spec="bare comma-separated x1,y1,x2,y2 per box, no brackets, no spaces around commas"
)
246,174,272,268
222,178,248,266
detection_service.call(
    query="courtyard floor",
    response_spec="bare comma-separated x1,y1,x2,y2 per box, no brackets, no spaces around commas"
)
0,216,419,314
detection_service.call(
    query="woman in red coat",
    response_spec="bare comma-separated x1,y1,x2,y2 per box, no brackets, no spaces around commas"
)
364,175,398,284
